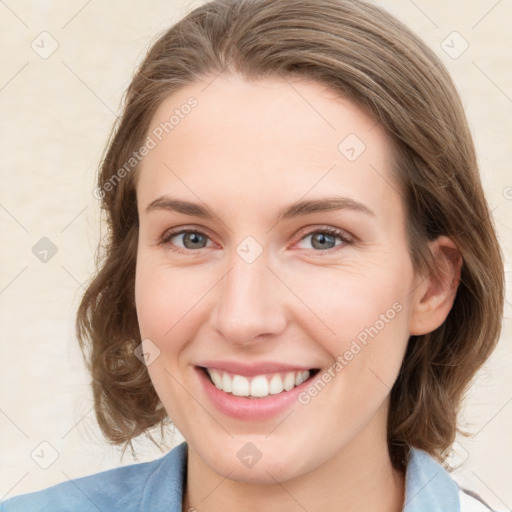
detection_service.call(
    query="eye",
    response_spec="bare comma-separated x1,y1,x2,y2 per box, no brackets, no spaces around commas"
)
295,226,353,252
159,225,353,255
159,228,213,254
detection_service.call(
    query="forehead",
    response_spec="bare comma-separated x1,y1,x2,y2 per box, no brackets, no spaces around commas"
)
136,73,402,221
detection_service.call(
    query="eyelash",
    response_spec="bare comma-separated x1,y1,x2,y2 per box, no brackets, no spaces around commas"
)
158,226,354,255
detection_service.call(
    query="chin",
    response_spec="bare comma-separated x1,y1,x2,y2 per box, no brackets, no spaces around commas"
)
194,436,312,484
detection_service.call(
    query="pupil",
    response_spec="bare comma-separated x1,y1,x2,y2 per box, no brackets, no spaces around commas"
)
186,233,204,248
313,233,334,250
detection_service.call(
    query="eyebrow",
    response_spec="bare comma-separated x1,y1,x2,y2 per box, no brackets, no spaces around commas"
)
145,195,375,223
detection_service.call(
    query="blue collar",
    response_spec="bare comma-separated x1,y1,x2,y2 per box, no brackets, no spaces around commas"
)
1,441,462,510
144,442,460,511
403,446,460,511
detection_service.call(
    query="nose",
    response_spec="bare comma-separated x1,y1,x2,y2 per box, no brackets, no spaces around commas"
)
209,251,288,346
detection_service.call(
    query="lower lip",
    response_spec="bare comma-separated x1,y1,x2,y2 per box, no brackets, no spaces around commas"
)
196,367,315,421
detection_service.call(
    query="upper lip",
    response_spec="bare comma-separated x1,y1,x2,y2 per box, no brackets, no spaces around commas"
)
196,360,316,377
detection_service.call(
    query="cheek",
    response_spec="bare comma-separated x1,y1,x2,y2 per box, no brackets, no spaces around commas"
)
289,273,411,434
134,256,202,425
134,252,206,341
289,260,413,395
288,258,412,340
135,265,171,341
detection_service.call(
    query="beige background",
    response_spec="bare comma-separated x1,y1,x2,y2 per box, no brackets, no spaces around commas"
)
0,0,511,509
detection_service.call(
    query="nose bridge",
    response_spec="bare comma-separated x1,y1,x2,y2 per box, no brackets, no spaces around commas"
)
211,248,286,345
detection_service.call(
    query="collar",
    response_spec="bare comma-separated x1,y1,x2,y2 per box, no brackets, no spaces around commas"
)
404,447,460,511
142,442,460,511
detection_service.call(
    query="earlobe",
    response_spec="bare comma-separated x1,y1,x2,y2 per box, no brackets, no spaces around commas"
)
409,236,463,336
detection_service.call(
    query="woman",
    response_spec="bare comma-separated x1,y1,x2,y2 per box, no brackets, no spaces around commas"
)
1,0,504,510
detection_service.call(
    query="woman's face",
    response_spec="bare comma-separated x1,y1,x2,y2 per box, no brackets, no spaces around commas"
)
134,73,425,482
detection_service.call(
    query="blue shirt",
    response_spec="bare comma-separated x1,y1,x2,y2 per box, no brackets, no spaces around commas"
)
0,442,493,511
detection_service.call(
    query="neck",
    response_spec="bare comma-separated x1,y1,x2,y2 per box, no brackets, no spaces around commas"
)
183,427,405,512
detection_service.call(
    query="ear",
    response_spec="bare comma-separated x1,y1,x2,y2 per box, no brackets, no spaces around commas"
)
409,236,463,336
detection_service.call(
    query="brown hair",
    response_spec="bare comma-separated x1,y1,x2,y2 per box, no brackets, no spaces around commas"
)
76,0,504,469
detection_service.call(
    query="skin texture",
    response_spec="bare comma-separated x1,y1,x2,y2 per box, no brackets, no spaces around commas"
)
134,74,461,512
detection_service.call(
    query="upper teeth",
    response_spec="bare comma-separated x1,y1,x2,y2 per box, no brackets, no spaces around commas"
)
206,369,310,398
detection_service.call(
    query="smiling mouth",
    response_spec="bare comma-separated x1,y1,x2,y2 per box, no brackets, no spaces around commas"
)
199,366,320,399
